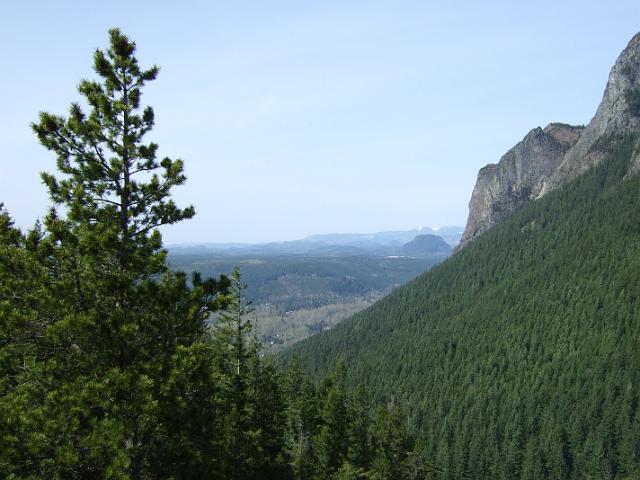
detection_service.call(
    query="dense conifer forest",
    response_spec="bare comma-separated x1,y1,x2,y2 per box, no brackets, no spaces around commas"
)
284,134,640,478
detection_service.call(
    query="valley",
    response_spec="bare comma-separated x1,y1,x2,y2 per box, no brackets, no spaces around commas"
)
169,229,458,352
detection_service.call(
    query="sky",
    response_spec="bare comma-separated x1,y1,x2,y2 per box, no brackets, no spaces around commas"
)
1,1,639,243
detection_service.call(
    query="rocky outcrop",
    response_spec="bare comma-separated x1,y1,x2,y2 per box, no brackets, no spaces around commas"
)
459,123,583,247
543,32,640,192
459,32,640,249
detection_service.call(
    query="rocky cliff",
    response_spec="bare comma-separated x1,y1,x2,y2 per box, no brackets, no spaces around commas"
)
459,124,583,247
459,32,640,248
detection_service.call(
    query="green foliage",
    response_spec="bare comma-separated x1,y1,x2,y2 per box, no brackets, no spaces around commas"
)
280,360,432,480
283,356,319,479
209,268,289,479
316,363,350,476
284,135,640,478
1,29,229,479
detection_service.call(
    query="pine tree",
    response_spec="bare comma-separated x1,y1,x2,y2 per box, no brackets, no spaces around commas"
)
316,362,350,478
0,206,43,476
211,267,260,479
2,28,229,478
347,384,372,471
284,356,318,479
249,355,289,479
213,267,289,478
370,401,411,480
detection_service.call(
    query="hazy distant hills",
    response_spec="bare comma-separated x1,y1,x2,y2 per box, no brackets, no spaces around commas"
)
304,226,463,247
170,253,448,354
400,234,451,256
168,226,463,257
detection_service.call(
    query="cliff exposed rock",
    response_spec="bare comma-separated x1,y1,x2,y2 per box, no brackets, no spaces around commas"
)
459,123,583,247
544,32,640,192
460,32,640,248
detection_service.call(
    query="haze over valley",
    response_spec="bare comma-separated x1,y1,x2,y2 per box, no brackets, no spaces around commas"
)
169,226,460,352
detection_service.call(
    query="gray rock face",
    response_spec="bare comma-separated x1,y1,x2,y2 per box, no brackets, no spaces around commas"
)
459,123,583,247
459,32,640,248
543,32,640,192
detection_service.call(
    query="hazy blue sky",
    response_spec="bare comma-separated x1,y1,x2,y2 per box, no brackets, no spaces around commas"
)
1,1,639,243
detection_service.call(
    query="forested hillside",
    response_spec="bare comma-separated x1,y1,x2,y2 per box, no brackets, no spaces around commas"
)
284,134,640,478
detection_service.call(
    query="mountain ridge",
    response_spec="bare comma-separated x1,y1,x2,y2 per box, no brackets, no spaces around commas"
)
460,31,640,248
459,123,583,247
168,225,463,256
283,123,640,480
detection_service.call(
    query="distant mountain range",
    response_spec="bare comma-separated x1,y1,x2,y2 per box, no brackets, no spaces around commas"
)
168,226,463,256
304,226,462,247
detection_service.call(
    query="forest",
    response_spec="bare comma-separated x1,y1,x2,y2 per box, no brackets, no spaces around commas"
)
285,132,640,478
169,252,444,313
169,251,445,353
0,29,432,479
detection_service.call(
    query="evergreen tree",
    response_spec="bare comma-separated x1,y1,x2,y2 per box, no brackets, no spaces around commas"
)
0,207,45,475
316,363,350,478
212,268,254,477
211,267,289,478
284,356,318,479
1,29,229,478
332,461,367,480
370,402,410,480
249,356,289,479
347,384,372,471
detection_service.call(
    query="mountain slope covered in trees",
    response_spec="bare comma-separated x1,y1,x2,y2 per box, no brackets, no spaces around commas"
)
284,133,640,478
284,32,640,478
